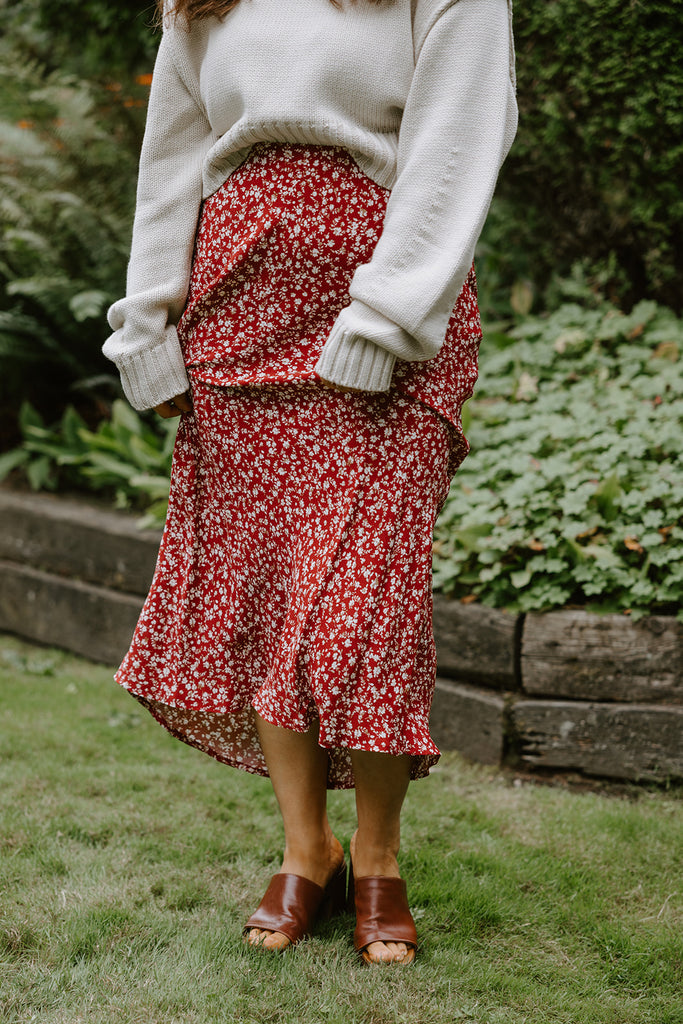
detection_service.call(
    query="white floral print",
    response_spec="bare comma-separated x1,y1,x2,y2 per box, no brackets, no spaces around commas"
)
114,143,482,789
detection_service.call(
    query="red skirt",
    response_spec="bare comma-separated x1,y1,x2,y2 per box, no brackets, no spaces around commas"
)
114,143,481,789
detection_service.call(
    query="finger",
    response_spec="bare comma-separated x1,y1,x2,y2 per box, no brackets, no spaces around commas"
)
318,377,363,394
153,401,182,419
171,390,193,413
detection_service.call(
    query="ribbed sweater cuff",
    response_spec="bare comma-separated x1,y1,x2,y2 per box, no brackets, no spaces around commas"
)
314,302,408,391
104,325,190,411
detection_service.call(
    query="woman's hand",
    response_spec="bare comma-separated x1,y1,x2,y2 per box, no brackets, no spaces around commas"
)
317,377,365,394
154,391,193,418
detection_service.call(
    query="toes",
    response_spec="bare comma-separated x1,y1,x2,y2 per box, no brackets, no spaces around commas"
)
246,928,266,946
386,942,412,962
364,940,413,964
365,940,397,963
245,928,291,951
262,930,290,951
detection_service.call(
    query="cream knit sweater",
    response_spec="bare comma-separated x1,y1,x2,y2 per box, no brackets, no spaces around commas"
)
105,0,518,410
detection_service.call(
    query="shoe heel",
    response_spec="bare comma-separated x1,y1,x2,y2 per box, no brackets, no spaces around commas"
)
320,861,348,920
346,859,355,914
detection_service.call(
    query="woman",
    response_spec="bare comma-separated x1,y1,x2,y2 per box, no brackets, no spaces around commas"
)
104,0,517,964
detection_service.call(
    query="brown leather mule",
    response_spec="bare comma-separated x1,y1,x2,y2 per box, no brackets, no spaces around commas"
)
349,864,418,964
244,860,348,949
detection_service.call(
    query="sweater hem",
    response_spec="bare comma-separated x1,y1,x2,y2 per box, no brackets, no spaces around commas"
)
105,326,190,411
201,125,398,198
314,330,396,392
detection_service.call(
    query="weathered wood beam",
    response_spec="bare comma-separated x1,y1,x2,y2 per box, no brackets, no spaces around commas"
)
510,698,683,781
522,610,682,704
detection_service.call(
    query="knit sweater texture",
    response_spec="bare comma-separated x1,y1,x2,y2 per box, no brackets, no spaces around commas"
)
104,0,518,411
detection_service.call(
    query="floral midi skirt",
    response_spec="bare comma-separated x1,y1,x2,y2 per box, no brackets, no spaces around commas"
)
114,143,482,789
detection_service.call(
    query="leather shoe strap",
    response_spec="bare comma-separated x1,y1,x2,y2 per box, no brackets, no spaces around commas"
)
352,875,418,952
244,873,325,946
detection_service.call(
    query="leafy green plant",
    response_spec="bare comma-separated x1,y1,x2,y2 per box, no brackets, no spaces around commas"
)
0,401,177,527
0,25,150,426
433,289,683,619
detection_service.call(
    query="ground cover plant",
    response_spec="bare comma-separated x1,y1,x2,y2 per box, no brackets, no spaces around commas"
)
433,284,683,619
1,633,681,1024
0,400,176,527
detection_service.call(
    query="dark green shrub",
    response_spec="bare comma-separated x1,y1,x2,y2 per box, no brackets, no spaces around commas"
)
0,0,158,79
478,0,683,318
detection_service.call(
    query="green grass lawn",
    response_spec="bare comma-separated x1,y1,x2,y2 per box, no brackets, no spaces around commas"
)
1,633,681,1024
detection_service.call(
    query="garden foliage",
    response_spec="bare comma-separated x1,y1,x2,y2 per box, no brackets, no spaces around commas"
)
433,282,683,619
0,400,177,529
4,285,682,618
480,0,683,315
0,29,149,423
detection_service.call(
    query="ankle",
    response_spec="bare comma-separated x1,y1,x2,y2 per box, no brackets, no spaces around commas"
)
280,833,344,887
283,827,340,861
350,830,401,879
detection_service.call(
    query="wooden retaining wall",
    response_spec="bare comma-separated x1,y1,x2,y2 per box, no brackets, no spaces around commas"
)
1,487,681,782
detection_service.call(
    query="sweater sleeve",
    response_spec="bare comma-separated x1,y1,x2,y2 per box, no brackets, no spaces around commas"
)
314,0,518,392
104,32,215,411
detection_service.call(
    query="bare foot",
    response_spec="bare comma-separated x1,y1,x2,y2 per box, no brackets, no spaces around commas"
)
246,835,345,951
350,830,414,964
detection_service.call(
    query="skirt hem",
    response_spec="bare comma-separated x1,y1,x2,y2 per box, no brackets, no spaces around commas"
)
131,689,440,790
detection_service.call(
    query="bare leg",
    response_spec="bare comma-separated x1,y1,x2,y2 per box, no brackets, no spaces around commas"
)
350,749,413,963
246,712,344,950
